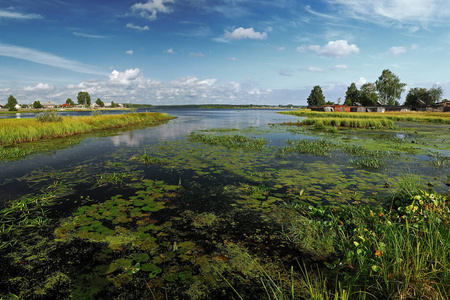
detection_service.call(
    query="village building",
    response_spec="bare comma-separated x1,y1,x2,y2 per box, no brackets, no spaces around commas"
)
41,101,56,109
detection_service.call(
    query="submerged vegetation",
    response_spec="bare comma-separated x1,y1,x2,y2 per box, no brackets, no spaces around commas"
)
1,109,449,299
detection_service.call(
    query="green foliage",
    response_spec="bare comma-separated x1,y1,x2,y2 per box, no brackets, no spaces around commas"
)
344,82,359,106
5,95,18,111
35,111,63,122
375,69,406,105
77,91,91,106
307,85,326,106
66,98,75,106
33,101,42,109
359,83,378,106
405,85,444,106
95,98,104,107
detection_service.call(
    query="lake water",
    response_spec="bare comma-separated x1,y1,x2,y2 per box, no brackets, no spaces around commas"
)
1,108,449,299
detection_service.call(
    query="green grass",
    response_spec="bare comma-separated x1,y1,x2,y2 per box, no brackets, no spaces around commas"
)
285,117,396,130
188,132,267,151
0,112,175,145
286,177,450,299
280,110,450,124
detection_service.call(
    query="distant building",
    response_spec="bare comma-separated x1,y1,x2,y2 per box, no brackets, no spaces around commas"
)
41,101,56,109
61,103,71,108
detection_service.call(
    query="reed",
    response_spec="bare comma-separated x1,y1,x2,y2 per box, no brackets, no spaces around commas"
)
291,117,396,129
280,110,450,124
0,112,175,145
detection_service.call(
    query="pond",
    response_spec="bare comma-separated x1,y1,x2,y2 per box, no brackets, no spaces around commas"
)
1,108,449,299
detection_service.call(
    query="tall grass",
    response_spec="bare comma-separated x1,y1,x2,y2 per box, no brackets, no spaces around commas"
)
289,117,396,129
280,110,450,124
0,112,175,145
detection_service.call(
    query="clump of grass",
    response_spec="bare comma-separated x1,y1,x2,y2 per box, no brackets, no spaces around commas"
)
35,111,63,122
349,157,383,169
188,132,267,151
0,112,175,145
287,178,450,299
291,117,396,130
276,139,336,156
131,151,169,165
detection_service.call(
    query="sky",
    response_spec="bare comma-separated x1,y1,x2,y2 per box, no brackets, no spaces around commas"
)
1,0,450,106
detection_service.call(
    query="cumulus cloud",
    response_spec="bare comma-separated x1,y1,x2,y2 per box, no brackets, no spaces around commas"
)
0,9,42,20
109,68,143,85
356,77,367,86
389,46,407,55
131,0,174,21
23,83,55,92
126,50,134,55
308,40,359,58
224,27,268,40
126,23,150,31
164,48,176,54
296,46,306,53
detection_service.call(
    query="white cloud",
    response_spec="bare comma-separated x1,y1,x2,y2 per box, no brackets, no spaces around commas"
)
0,43,105,75
229,57,238,61
330,0,450,28
23,83,55,92
307,66,324,72
164,48,176,54
389,46,407,55
0,9,42,20
334,64,348,70
296,46,306,53
131,0,174,21
356,77,367,86
126,50,134,55
224,27,268,40
109,68,143,85
126,23,150,31
309,40,359,58
73,32,106,39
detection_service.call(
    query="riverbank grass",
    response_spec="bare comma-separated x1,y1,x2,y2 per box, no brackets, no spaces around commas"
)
0,112,175,145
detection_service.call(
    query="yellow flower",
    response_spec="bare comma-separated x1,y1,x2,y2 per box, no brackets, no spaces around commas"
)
375,250,382,257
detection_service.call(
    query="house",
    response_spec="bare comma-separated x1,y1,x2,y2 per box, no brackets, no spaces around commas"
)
61,103,71,108
365,106,385,113
0,104,4,109
14,104,21,110
41,101,56,109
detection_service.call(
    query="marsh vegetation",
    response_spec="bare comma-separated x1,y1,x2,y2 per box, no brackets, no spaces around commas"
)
0,108,449,299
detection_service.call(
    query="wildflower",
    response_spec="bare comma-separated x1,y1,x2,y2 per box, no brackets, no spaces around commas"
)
375,250,382,257
379,212,384,217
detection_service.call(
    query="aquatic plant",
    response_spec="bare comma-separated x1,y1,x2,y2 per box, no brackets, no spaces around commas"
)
276,139,336,156
188,132,267,151
287,117,396,130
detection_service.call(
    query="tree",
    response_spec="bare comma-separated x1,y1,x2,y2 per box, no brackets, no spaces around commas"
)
66,98,75,106
359,83,378,106
428,84,443,104
111,101,120,108
307,85,326,106
375,69,406,105
5,95,18,111
33,100,42,109
344,83,359,106
95,98,105,107
77,91,91,106
405,88,429,106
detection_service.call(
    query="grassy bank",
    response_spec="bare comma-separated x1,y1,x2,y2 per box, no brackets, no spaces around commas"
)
284,117,396,129
280,110,450,124
0,112,175,145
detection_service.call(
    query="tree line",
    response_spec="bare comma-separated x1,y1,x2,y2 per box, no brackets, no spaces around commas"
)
307,69,444,107
2,92,120,111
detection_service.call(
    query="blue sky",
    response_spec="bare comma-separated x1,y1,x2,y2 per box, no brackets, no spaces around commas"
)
1,0,450,105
